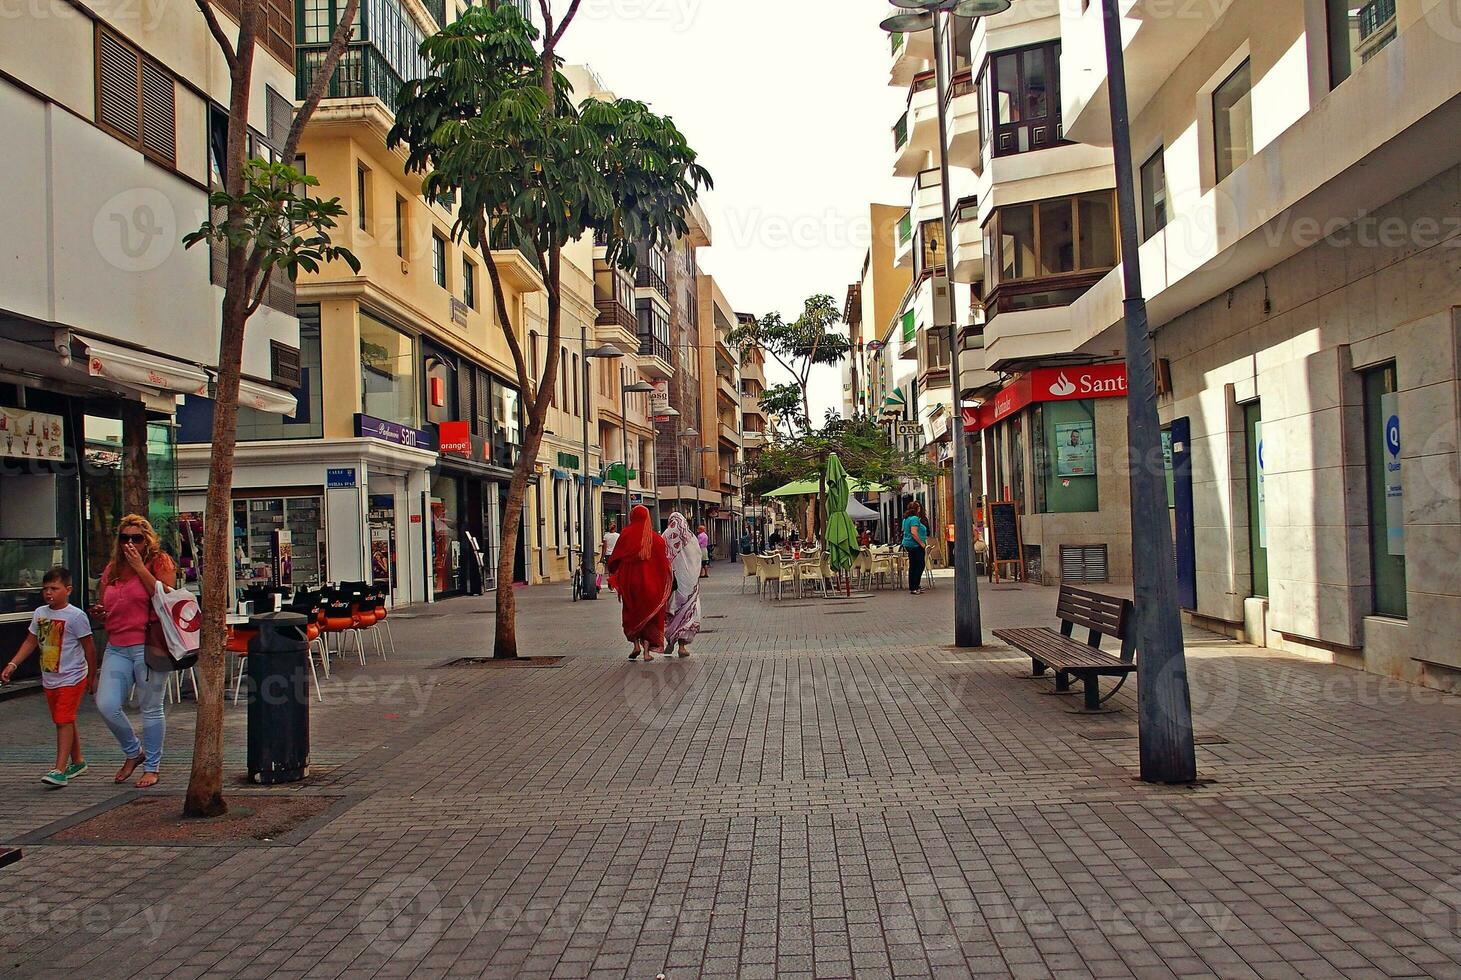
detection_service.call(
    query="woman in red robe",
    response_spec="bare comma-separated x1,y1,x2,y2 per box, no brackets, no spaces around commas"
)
607,505,672,660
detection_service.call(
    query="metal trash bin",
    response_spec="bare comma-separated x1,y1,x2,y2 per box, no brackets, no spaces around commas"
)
245,610,311,784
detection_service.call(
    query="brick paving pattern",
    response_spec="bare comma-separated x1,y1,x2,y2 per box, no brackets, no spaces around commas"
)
1,569,1459,979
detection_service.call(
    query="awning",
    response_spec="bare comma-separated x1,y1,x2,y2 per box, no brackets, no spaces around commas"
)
84,338,208,398
238,377,297,417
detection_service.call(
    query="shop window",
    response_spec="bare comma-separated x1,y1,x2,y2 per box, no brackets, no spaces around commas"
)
1362,364,1406,617
1213,59,1253,183
232,495,325,590
1031,401,1099,514
423,351,457,425
491,379,521,468
1243,402,1268,597
1140,148,1167,242
1328,0,1395,88
360,311,418,427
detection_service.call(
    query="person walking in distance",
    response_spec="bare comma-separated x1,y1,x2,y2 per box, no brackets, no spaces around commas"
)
606,505,672,661
92,514,176,788
601,521,620,593
902,501,929,595
696,524,711,578
665,514,703,657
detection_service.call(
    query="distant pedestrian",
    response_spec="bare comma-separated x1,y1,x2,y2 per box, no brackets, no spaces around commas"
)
601,521,620,592
2,567,98,787
697,524,710,577
666,514,703,657
93,514,176,788
902,501,929,595
769,529,783,550
607,505,672,661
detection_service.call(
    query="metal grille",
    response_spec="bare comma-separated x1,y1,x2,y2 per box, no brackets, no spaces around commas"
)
139,61,175,163
1060,544,1109,584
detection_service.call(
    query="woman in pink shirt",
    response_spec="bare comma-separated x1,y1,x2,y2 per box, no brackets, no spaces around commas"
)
92,515,176,788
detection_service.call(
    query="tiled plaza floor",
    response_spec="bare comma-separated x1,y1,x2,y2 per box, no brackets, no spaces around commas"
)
1,566,1459,979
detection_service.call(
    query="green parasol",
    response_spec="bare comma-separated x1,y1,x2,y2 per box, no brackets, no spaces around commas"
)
765,477,892,497
824,453,859,574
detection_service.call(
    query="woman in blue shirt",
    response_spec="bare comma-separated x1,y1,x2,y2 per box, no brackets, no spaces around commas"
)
901,501,929,595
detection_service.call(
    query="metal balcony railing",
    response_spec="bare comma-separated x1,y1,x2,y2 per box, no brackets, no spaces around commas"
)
296,44,404,114
1358,0,1395,38
596,298,636,333
638,334,672,363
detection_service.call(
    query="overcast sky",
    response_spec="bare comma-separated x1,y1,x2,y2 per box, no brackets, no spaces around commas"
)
557,0,908,420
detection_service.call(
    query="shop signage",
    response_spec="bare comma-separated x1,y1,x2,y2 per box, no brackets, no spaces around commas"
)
326,467,357,489
0,407,64,460
1381,392,1403,555
438,421,472,456
557,451,580,470
355,414,434,450
649,381,671,418
963,364,1128,432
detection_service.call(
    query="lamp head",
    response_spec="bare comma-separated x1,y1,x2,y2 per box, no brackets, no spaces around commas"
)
880,10,933,31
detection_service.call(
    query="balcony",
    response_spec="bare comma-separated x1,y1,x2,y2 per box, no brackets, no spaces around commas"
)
742,427,767,450
893,72,939,177
635,264,669,300
947,69,979,161
717,373,738,405
719,422,741,447
637,334,674,379
894,209,914,269
296,44,404,114
888,27,933,88
951,197,982,284
911,169,942,226
595,298,638,353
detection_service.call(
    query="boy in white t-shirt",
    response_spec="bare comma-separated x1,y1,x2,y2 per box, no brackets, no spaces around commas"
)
1,567,98,787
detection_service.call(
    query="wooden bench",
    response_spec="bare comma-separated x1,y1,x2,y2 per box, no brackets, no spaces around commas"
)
993,586,1137,712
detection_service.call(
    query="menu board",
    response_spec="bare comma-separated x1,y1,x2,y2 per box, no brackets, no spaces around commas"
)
0,408,64,460
988,501,1020,563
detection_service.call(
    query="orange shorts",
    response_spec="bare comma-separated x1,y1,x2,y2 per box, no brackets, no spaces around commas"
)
45,679,87,725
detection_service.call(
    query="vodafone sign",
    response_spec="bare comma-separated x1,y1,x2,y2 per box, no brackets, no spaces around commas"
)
964,364,1127,432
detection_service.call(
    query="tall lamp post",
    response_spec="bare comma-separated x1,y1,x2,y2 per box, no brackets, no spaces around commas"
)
621,380,655,519
578,344,625,601
881,0,1196,782
879,0,989,650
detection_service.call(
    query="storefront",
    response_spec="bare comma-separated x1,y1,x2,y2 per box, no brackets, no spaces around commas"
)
964,363,1132,585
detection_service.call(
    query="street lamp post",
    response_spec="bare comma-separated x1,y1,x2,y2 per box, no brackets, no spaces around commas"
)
881,0,1196,782
879,0,990,649
622,380,655,519
578,344,625,601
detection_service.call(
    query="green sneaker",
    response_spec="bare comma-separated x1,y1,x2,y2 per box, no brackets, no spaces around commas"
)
63,761,88,779
41,770,68,787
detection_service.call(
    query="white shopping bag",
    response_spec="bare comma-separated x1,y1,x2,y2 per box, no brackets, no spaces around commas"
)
152,582,203,660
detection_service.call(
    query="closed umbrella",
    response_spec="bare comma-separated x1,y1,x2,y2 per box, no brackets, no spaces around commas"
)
824,453,859,579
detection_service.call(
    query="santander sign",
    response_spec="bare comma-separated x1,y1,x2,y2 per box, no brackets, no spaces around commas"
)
964,363,1128,431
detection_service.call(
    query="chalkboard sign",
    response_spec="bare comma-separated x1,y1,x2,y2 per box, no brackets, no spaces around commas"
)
985,500,1024,583
988,502,1020,562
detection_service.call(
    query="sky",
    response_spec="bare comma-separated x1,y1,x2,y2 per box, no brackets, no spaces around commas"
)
557,0,909,422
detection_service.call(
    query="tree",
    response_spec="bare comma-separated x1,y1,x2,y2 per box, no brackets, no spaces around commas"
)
179,0,362,818
729,294,850,434
387,2,710,658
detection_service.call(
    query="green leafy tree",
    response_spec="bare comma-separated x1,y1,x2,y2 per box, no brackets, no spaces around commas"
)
387,2,711,658
729,294,850,433
179,0,361,818
759,383,806,437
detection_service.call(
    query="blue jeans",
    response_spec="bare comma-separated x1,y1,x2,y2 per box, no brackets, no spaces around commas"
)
95,643,165,772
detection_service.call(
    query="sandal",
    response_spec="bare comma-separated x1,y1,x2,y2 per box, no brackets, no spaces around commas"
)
135,771,160,789
114,755,145,784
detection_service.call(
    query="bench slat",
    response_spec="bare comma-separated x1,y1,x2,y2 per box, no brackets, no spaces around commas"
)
993,627,1136,672
1055,586,1129,636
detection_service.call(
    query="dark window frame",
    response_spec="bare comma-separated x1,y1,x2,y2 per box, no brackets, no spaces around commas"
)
977,40,1065,159
1212,58,1253,184
1140,147,1167,242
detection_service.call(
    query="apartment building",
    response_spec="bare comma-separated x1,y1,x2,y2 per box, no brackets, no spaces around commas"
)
1056,0,1460,688
877,6,1134,584
0,0,300,668
175,0,549,605
696,274,743,556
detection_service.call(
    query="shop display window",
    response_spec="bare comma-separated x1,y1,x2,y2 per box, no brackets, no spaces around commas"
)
232,496,326,590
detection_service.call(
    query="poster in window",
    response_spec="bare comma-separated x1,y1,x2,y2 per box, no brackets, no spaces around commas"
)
1380,391,1403,555
0,407,64,460
271,529,293,588
1054,420,1095,477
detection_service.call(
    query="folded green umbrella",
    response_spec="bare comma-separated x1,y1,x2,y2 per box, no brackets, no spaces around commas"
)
824,453,859,573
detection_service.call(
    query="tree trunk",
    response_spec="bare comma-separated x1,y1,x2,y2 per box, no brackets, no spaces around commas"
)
121,400,150,518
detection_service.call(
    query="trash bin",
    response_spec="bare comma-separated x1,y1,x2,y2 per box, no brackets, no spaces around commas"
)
245,610,311,784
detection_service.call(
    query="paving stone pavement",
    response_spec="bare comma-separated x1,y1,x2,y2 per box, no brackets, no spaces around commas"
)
1,568,1459,979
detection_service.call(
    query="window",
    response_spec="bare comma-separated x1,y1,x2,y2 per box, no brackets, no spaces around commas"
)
491,380,521,467
395,197,408,257
1362,364,1406,617
1212,59,1253,183
462,258,476,310
572,354,581,417
984,191,1117,288
917,220,944,277
423,350,457,425
1329,0,1396,88
1140,148,1167,241
360,312,417,427
95,26,176,165
213,0,293,63
432,232,447,288
356,164,370,231
1030,400,1098,514
978,41,1063,158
